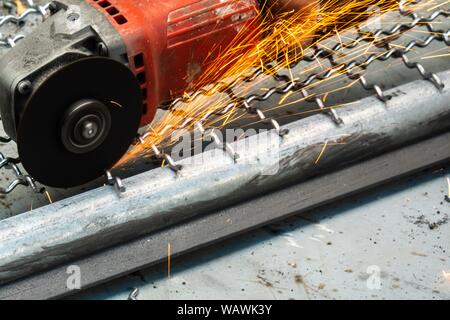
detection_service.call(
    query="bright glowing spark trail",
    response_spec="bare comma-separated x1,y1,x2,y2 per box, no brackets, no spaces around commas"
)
119,0,443,165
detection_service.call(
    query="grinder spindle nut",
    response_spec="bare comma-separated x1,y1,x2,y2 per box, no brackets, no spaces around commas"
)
60,99,112,154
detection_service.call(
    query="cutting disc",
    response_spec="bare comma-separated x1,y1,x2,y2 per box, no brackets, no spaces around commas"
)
17,57,143,188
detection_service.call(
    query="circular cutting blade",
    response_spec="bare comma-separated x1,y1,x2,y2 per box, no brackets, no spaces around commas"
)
17,57,143,188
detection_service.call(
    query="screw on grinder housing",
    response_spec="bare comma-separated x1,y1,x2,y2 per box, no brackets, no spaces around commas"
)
0,0,260,188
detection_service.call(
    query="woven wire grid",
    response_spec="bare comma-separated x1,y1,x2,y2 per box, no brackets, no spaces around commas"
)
0,0,449,199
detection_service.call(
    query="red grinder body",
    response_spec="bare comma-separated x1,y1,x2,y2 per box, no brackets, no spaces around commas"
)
86,0,261,126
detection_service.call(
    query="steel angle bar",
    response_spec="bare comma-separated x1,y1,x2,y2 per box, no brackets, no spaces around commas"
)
1,69,450,285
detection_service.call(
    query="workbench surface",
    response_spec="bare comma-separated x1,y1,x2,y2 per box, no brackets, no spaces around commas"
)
75,166,450,300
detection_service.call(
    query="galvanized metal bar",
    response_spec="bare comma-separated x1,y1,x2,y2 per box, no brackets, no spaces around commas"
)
0,69,449,285
1,130,449,300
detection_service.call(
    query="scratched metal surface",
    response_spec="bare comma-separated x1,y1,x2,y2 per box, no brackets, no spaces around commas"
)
76,166,450,300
